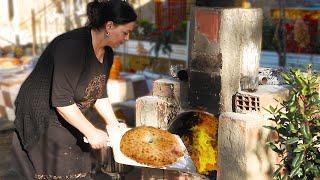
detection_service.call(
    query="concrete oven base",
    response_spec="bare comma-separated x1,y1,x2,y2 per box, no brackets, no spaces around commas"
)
218,112,277,180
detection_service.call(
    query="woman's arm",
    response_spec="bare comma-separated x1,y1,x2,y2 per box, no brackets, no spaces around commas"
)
94,98,120,127
56,104,108,149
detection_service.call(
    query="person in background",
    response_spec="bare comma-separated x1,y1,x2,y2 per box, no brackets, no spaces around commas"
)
11,0,137,179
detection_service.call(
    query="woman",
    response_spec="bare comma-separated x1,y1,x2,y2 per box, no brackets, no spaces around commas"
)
11,0,137,179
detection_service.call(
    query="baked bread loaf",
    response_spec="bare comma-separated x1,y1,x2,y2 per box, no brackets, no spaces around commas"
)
120,126,184,167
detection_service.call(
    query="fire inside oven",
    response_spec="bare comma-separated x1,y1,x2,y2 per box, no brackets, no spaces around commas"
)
168,110,219,176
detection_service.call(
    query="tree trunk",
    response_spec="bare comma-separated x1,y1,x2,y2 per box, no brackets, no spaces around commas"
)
278,0,286,67
31,9,37,56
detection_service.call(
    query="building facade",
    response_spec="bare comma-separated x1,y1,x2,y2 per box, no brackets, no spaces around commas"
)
1,0,89,48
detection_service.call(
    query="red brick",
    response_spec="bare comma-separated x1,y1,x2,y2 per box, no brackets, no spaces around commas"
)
196,10,221,43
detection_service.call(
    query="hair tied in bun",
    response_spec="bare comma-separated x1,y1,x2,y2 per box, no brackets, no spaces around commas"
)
86,0,137,30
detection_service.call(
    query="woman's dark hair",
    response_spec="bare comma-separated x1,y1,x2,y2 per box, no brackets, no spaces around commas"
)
86,0,137,30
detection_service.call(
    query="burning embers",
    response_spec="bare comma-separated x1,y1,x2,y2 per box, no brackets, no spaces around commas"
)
168,111,219,174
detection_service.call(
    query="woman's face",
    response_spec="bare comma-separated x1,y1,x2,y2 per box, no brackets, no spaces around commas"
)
106,21,135,48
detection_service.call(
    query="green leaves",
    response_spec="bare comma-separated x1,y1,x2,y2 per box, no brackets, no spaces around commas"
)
289,153,305,178
302,124,312,140
291,153,305,168
267,141,284,154
272,165,284,179
265,67,320,180
289,105,297,113
131,19,155,39
285,137,299,145
288,123,298,133
281,72,292,84
150,29,173,58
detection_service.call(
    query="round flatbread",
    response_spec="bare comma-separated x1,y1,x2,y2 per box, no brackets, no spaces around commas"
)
120,126,184,167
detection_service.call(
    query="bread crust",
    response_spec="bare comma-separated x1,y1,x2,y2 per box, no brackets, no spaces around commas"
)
120,126,184,167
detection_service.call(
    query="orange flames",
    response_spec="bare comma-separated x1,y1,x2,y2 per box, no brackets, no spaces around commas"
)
182,113,219,174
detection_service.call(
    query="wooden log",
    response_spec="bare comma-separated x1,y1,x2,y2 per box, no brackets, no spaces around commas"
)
153,78,189,110
135,96,179,130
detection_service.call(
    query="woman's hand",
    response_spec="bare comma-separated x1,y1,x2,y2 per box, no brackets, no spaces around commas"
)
85,128,109,149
